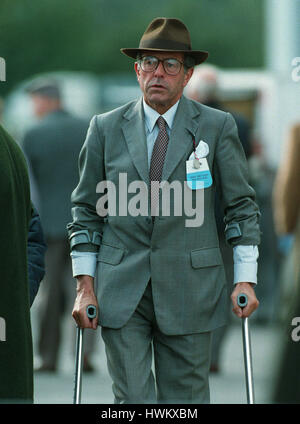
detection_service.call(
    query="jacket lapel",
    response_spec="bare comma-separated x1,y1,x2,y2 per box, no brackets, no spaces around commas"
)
162,96,202,182
121,97,149,186
121,96,204,186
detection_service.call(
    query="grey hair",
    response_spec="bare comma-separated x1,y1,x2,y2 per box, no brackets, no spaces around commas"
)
183,55,195,70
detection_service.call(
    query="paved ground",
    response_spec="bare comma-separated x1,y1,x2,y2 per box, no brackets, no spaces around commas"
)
31,308,283,404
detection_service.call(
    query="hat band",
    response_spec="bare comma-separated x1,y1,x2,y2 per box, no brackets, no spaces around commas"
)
139,37,191,52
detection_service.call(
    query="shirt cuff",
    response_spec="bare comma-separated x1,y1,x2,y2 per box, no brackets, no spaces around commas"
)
233,245,259,285
70,250,98,278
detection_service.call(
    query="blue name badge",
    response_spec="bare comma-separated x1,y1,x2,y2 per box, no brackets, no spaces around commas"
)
186,158,213,190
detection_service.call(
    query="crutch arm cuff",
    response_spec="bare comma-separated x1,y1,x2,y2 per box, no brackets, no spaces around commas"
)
70,230,102,249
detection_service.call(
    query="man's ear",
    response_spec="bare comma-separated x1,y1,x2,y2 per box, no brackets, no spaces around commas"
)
183,67,194,87
134,62,140,79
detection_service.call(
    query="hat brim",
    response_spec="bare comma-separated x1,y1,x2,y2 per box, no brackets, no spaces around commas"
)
120,48,209,66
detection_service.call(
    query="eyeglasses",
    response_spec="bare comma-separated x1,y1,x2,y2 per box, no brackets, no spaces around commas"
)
138,56,184,75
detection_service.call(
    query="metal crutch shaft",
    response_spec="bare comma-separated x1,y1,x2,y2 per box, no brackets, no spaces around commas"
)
237,293,255,404
73,305,97,404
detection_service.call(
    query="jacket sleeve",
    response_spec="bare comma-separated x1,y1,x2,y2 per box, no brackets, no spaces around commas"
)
67,115,105,253
27,205,47,306
214,112,261,246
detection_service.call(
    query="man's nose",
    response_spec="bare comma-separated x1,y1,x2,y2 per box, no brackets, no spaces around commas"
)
153,60,166,77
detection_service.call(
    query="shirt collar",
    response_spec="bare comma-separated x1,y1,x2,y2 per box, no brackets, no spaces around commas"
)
143,97,180,133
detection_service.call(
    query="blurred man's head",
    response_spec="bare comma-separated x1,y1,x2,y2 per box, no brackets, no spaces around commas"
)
185,64,219,104
26,79,61,118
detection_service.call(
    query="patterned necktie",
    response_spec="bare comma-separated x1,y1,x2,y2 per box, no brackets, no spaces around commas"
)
149,116,169,219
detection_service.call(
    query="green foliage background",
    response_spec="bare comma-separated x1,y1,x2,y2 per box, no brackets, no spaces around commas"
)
0,0,264,96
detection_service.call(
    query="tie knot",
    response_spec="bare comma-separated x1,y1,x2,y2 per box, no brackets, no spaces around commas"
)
157,116,167,130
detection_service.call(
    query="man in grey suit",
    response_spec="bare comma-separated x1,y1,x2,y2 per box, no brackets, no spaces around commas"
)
69,18,260,403
22,79,96,372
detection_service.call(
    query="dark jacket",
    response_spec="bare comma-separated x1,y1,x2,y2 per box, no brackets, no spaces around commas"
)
0,125,33,402
27,207,47,306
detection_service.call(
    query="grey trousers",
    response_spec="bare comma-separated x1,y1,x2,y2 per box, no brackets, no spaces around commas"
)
101,281,212,404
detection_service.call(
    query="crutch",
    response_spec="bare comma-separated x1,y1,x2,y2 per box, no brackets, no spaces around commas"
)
73,304,97,404
237,293,255,404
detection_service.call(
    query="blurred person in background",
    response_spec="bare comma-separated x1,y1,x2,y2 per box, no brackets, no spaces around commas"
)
0,96,46,307
248,141,280,326
22,78,96,372
185,64,253,373
185,64,252,157
272,122,300,403
0,125,45,402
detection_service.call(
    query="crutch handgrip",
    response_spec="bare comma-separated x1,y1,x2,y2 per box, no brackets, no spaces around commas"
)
86,304,97,319
237,293,248,308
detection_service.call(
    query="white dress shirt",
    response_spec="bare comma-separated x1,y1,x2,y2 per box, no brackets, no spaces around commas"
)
71,98,259,284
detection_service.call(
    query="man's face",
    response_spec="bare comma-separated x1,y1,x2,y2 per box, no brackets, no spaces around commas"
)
30,94,60,118
134,51,193,114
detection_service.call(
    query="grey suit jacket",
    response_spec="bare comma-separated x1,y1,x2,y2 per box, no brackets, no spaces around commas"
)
68,95,260,335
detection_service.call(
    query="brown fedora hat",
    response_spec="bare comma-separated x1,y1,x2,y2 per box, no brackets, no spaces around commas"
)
121,17,208,66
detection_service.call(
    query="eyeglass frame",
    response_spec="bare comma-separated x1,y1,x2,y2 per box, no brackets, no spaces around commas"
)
137,55,187,76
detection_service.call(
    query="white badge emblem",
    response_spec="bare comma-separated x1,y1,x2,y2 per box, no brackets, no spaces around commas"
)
187,140,212,189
